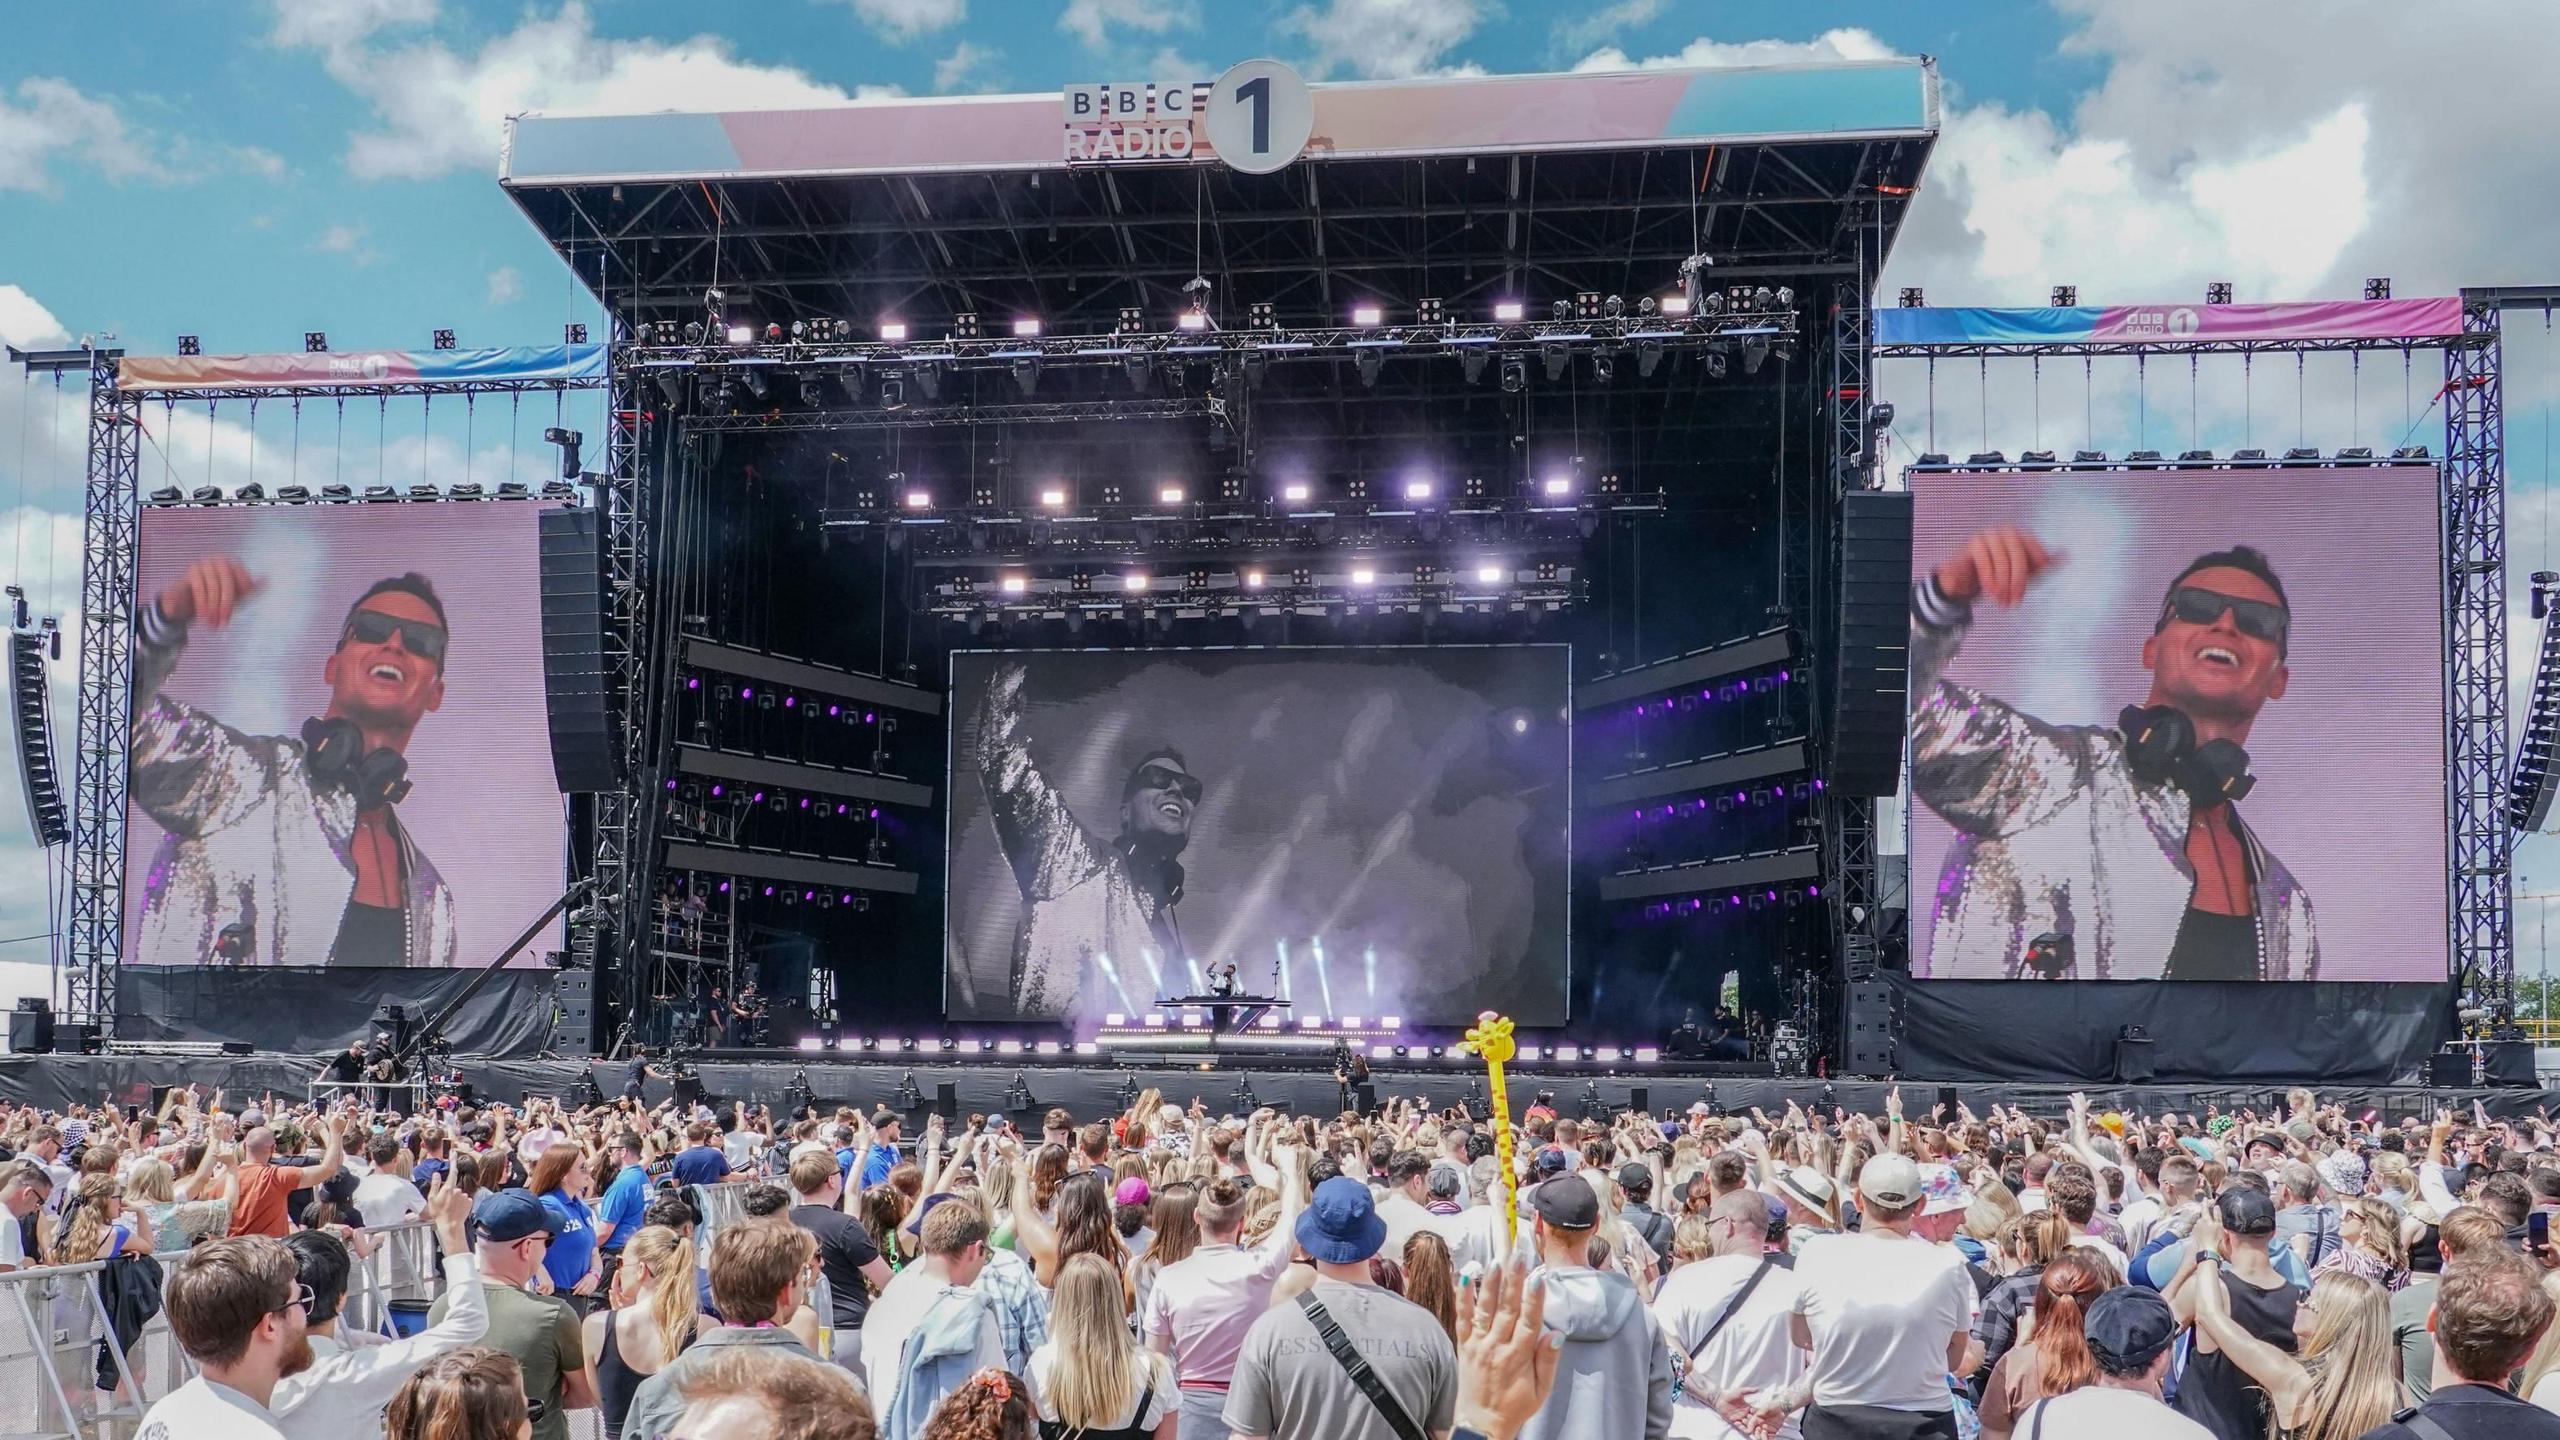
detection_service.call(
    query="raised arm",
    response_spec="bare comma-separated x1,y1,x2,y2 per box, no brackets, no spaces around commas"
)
974,660,1108,900
1906,527,2092,841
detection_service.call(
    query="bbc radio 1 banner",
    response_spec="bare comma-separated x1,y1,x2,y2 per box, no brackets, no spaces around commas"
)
1905,465,2448,983
945,647,1572,1028
123,502,567,969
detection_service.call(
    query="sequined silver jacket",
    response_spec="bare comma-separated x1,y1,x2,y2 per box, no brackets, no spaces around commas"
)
128,605,457,967
973,669,1184,1021
1909,580,2318,980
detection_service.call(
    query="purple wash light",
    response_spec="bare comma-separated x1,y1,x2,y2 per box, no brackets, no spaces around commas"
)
829,705,841,717
741,686,754,699
710,785,723,797
1807,884,1820,898
686,676,700,690
784,695,796,708
717,881,730,894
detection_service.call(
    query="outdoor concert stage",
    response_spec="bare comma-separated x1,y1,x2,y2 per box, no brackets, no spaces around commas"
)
1,1048,2547,1124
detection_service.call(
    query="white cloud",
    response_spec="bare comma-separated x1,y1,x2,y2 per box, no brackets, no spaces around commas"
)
1284,0,1487,80
933,40,999,93
229,144,289,180
1060,0,1193,52
273,2,872,181
1572,28,1897,73
1553,0,1665,58
0,284,71,350
841,0,966,44
313,221,382,266
0,77,170,192
485,265,524,306
268,0,437,58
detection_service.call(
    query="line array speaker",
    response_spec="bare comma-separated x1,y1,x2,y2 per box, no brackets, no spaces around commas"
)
546,969,603,1057
8,628,69,846
1844,980,1898,1075
537,508,619,794
1830,490,1913,797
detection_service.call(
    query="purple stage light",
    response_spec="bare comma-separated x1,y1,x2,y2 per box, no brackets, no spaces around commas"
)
1813,778,1826,792
836,804,849,815
868,807,879,819
762,885,776,897
1779,669,1791,682
751,791,766,804
865,712,876,724
799,797,810,809
666,779,677,791
829,705,840,717
803,890,816,901
1807,884,1820,898
686,676,700,690
717,881,730,894
784,695,796,708
1765,890,1777,901
710,784,723,797
741,686,754,699
1728,895,1742,908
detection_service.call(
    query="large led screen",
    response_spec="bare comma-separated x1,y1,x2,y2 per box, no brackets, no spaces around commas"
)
124,502,567,968
1907,465,2447,982
946,647,1572,1027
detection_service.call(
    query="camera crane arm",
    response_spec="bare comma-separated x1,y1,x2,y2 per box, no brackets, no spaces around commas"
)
392,878,595,1069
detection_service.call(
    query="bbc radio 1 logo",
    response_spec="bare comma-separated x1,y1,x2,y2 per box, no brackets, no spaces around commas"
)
323,354,395,381
1062,81,1209,163
2117,307,2204,338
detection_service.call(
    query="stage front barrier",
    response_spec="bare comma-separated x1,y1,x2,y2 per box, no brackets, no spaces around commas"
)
0,1218,449,1440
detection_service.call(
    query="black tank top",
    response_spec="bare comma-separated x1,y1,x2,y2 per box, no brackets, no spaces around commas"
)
2172,1269,2297,1439
1037,1380,1157,1440
596,1307,683,1439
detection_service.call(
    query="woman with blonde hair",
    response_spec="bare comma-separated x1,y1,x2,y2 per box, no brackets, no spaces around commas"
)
49,1172,153,1264
384,1346,532,1440
1025,1253,1175,1438
2515,1270,2560,1410
2316,1197,2409,1292
582,1225,702,1439
2190,1268,2401,1440
126,1155,231,1252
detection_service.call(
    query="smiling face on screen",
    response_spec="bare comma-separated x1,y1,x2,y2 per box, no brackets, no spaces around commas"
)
322,587,447,741
2141,563,2290,729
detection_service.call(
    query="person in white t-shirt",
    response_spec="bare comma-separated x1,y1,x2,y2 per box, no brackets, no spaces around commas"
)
0,1159,52,1271
2007,1286,2211,1440
136,1235,316,1440
350,1136,427,1229
1655,1191,1805,1440
1768,1153,1979,1440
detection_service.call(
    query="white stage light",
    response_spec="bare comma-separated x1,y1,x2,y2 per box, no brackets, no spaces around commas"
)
1476,564,1504,583
999,574,1028,595
1013,318,1041,337
1124,573,1149,592
1242,569,1266,589
1282,483,1312,503
1493,301,1525,322
1541,476,1573,498
904,490,932,509
1349,567,1375,587
1351,304,1384,326
879,320,909,341
1159,484,1185,504
1039,487,1068,508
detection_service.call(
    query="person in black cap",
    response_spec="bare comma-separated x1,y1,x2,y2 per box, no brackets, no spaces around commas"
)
428,1187,596,1440
1225,1176,1458,1440
1617,1162,1674,1261
1518,1176,1673,1440
2009,1287,2212,1439
2169,1189,2299,1440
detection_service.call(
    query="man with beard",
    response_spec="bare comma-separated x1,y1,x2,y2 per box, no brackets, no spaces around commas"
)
1910,528,2317,980
130,554,458,966
137,1235,316,1438
974,660,1199,1021
427,1188,598,1440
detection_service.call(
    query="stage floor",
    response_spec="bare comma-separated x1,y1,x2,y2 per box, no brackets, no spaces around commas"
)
3,1050,2552,1120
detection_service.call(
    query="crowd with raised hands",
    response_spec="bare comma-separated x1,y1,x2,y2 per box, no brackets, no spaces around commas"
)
3,1074,2560,1440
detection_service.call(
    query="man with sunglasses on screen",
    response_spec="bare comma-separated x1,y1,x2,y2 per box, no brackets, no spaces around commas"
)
975,659,1198,1021
1909,526,2317,981
129,552,459,967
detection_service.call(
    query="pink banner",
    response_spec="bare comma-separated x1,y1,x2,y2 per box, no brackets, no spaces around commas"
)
2087,298,2465,343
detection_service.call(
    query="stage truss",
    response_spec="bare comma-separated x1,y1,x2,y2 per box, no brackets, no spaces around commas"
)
1875,285,2549,1022
41,363,609,1030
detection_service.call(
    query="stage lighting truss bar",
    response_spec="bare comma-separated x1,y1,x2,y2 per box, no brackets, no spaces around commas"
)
662,840,920,895
618,309,1796,374
673,744,934,809
1900,453,2435,475
1576,627,1800,711
1597,844,1822,902
843,500,1654,547
680,637,943,717
1873,332,2489,361
1584,740,1813,810
685,397,1214,435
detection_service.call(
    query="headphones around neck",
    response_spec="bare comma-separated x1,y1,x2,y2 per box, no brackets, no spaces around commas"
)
300,716,413,809
2117,704,2254,806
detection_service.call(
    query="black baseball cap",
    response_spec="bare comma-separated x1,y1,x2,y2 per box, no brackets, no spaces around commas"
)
2217,1187,2278,1236
2084,1287,2177,1372
1530,1175,1600,1230
1617,1162,1653,1193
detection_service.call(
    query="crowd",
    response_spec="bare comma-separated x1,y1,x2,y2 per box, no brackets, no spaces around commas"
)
6,1075,2560,1440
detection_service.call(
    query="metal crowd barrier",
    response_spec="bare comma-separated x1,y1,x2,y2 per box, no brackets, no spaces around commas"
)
0,1218,448,1440
308,1077,429,1109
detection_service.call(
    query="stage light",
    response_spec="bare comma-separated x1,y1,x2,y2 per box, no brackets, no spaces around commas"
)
1159,484,1185,504
799,376,827,408
1476,564,1505,584
1242,569,1266,589
1000,573,1028,595
1541,341,1568,381
1350,303,1385,327
1541,476,1573,498
1248,301,1277,329
431,328,456,350
1404,479,1433,501
2206,281,2233,305
797,1037,823,1052
1012,358,1039,394
764,323,784,342
1282,482,1312,503
904,489,931,509
565,322,588,344
1117,307,1144,333
2050,286,2077,307
1356,349,1383,387
725,324,754,345
879,319,908,342
1012,317,1041,337
1123,572,1149,591
1898,287,1925,308
1500,356,1526,392
1349,566,1376,587
1484,300,1524,324
1176,309,1209,332
177,334,200,355
1660,293,1691,316
1591,350,1614,382
2365,277,2392,300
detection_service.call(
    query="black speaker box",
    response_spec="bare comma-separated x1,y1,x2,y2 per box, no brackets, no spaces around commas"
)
546,969,603,1057
537,508,619,794
1627,1086,1652,1117
2113,1030,2157,1085
1831,490,1914,796
2485,1039,2536,1088
56,1021,99,1055
7,1005,51,1054
1845,980,1898,1075
2427,1046,2475,1089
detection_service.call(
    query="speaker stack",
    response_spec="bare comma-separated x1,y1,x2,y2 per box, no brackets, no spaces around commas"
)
1830,491,1914,797
537,508,619,794
8,997,52,1054
546,969,603,1057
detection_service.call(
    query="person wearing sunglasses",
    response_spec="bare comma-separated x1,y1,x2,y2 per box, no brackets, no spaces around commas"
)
129,551,461,967
973,660,1202,1023
136,1234,319,1437
1910,525,2317,981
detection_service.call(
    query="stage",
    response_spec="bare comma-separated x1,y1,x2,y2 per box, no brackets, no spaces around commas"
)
4,1048,2549,1123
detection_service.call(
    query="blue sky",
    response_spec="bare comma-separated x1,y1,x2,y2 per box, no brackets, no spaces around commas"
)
5,0,2560,1003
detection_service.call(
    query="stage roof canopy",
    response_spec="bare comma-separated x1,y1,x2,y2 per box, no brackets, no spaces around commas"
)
502,58,1940,337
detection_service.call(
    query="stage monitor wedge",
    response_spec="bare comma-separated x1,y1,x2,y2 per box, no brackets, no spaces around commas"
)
1830,490,1913,796
537,508,619,793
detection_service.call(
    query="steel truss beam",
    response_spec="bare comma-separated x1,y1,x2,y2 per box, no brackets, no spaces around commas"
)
1818,207,1882,1070
70,351,137,1029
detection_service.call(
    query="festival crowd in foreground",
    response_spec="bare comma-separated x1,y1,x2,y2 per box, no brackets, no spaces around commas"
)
6,1076,2560,1440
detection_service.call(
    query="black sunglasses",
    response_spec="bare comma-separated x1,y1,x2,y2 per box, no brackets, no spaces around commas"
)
1131,764,1203,804
2157,585,2288,649
342,609,449,662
